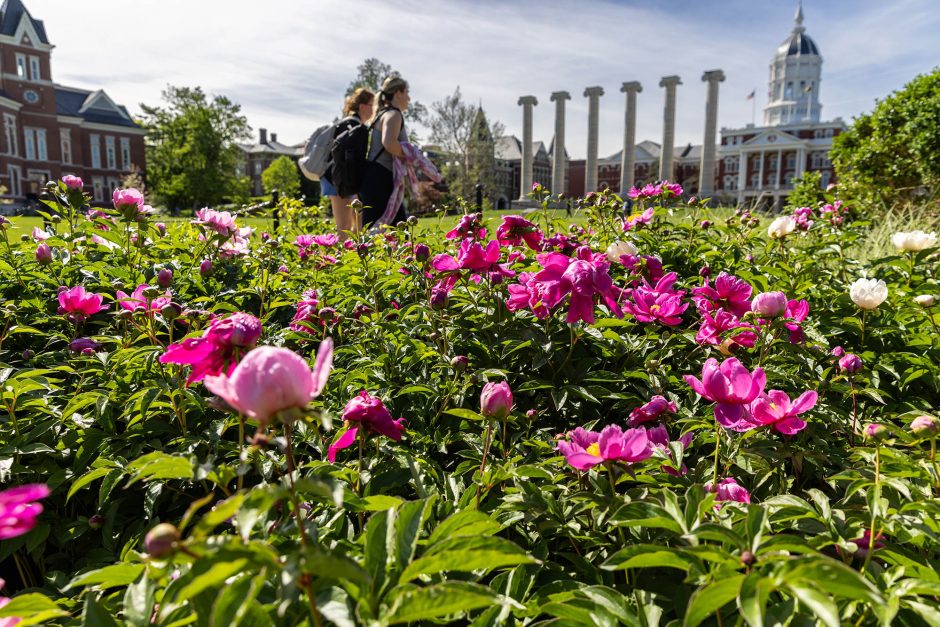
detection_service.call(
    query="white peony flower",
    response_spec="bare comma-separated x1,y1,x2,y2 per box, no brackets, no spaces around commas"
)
914,294,936,307
892,230,938,252
606,240,638,263
849,277,888,310
767,216,796,239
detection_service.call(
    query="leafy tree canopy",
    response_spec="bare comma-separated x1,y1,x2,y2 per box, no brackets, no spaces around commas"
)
140,85,251,211
262,156,301,198
830,67,940,209
347,57,427,140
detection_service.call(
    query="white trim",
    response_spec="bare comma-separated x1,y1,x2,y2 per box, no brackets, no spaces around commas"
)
73,120,146,135
79,90,129,119
0,72,52,85
11,13,54,52
0,96,23,111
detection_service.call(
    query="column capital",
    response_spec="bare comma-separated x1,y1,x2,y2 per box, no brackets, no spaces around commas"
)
550,90,571,102
620,81,643,94
583,86,605,98
659,75,682,88
517,95,538,107
701,69,726,83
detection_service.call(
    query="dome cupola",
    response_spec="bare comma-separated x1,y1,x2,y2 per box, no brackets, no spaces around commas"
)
764,1,824,126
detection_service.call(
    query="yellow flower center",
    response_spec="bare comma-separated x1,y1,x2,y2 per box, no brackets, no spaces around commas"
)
586,442,601,457
650,304,661,313
628,212,644,222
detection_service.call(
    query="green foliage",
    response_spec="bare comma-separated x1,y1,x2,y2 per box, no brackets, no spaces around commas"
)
261,156,301,198
1,184,940,624
347,57,427,141
831,67,940,209
785,170,826,210
140,85,251,211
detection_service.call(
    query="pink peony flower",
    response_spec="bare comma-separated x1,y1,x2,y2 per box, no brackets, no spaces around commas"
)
557,425,652,471
61,175,83,190
684,357,766,430
69,337,99,353
328,391,406,461
748,389,817,435
445,213,486,241
31,227,50,242
839,354,863,374
0,484,50,540
623,273,688,326
524,246,624,324
629,395,678,426
116,284,171,313
751,291,788,317
160,312,262,384
112,187,144,210
706,477,751,505
431,239,515,288
57,286,109,321
192,207,237,237
289,290,321,333
784,299,809,343
496,215,544,251
696,309,757,348
203,342,332,427
481,381,513,420
622,207,655,231
646,424,694,476
692,272,753,318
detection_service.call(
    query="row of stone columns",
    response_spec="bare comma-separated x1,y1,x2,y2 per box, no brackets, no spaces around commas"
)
517,69,725,199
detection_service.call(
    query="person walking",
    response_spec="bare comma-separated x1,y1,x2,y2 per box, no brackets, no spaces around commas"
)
359,76,411,229
321,87,374,240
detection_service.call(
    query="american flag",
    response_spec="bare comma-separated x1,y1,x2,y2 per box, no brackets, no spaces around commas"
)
746,89,756,101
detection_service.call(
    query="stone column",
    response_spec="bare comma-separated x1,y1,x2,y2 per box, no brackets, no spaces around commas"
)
549,91,570,196
619,81,642,193
775,148,783,189
737,152,747,193
517,95,538,199
757,150,765,190
583,86,604,193
699,70,725,197
658,75,682,181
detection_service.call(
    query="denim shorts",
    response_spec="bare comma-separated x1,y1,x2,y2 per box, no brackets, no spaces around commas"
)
320,176,338,197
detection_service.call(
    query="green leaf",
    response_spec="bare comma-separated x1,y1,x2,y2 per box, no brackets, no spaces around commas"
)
67,466,115,502
363,508,393,603
445,408,486,421
123,573,156,627
66,563,146,590
385,582,502,624
609,502,685,535
400,535,536,583
786,583,841,627
193,493,245,537
0,593,68,624
82,594,120,627
125,451,194,485
427,509,501,548
787,557,884,605
208,573,263,627
603,545,699,573
394,497,435,576
361,495,404,511
737,573,773,627
683,575,745,627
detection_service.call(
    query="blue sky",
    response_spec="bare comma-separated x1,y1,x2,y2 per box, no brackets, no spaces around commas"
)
26,0,940,158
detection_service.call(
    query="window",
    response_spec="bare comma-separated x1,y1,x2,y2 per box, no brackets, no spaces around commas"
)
786,154,796,169
724,157,738,173
15,53,26,78
90,134,101,168
120,137,130,170
750,173,761,188
7,165,21,196
811,152,825,169
105,136,116,169
92,176,105,202
23,129,34,160
3,114,17,156
824,128,833,138
28,55,40,81
60,129,72,164
253,161,262,175
820,171,832,187
107,177,120,193
785,173,795,186
723,175,737,191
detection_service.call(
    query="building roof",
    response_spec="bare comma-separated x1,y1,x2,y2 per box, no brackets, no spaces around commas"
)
238,140,299,157
0,0,48,44
494,135,549,161
602,140,700,163
54,85,140,128
777,2,819,57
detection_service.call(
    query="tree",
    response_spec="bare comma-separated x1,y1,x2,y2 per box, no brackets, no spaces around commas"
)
140,86,251,211
428,87,503,200
347,58,427,141
262,156,301,197
830,68,940,208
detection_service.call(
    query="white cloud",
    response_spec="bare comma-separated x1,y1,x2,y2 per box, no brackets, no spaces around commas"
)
25,0,940,159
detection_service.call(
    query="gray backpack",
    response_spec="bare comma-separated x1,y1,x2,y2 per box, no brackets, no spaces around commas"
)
298,124,335,181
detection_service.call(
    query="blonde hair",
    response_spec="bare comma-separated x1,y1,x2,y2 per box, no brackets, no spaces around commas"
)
343,87,374,117
377,75,408,110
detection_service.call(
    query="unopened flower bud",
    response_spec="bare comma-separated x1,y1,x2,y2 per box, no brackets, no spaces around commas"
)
700,220,711,229
839,354,863,374
864,423,888,442
35,243,53,265
145,523,180,559
699,266,711,278
450,355,469,372
278,264,289,274
21,349,34,360
914,294,936,307
51,215,62,224
831,346,846,358
910,415,940,438
407,215,418,225
480,381,513,420
157,268,173,288
199,259,213,277
526,409,537,420
414,243,431,262
88,514,104,529
740,550,755,566
161,303,182,320
751,291,788,318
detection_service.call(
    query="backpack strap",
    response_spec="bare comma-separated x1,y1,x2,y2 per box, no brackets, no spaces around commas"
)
368,107,401,162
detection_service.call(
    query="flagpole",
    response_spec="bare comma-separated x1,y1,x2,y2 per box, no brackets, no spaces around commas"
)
751,90,756,126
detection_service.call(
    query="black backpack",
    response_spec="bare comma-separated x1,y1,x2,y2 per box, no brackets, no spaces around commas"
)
330,110,393,198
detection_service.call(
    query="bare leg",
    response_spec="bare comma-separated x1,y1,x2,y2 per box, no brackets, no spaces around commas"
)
330,195,353,241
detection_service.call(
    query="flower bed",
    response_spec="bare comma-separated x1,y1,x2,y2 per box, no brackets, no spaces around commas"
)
0,181,939,625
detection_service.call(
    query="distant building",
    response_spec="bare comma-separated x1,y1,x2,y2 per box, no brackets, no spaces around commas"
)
493,135,551,208
567,140,700,198
0,0,146,208
716,4,845,207
236,128,303,197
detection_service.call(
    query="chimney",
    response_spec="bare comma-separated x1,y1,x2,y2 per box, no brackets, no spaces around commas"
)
270,132,277,143
259,128,267,144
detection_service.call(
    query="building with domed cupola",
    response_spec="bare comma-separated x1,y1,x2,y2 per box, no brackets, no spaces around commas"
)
716,2,845,208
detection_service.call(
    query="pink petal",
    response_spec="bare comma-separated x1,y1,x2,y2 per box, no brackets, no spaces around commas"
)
327,426,359,462
790,390,818,415
311,338,333,397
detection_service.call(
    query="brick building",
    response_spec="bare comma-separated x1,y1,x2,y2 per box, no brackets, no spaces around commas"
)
237,127,302,197
0,0,145,209
493,135,551,209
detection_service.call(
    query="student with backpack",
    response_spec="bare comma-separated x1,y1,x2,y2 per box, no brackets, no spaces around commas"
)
319,88,374,240
358,76,411,230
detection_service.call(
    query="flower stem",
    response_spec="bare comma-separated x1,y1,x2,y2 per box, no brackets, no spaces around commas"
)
861,445,880,574
849,378,858,446
712,421,721,486
931,438,939,493
475,420,494,507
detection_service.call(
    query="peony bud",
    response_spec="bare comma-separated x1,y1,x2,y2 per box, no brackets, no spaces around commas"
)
414,243,431,262
700,220,711,229
69,337,99,353
35,243,53,265
430,288,448,310
88,514,104,529
911,415,940,438
864,423,888,442
62,175,83,190
606,240,638,263
155,222,167,236
914,294,936,307
450,355,469,372
831,346,846,358
278,264,289,274
767,215,796,239
480,381,513,420
157,268,173,288
839,353,863,374
199,259,213,277
145,523,180,558
699,265,711,278
751,291,788,317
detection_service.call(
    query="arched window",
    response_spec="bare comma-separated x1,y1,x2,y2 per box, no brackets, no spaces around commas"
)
820,171,831,187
